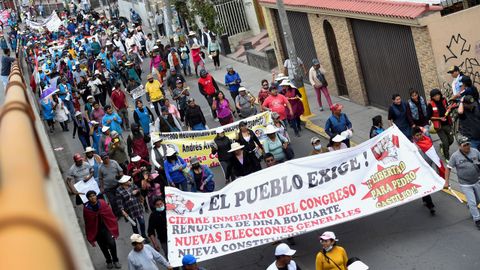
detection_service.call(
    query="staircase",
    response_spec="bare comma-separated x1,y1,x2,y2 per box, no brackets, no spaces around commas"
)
229,30,269,63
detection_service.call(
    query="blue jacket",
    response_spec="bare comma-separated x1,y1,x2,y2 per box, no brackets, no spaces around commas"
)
225,72,241,93
164,157,187,184
102,113,123,135
325,113,352,138
189,165,214,192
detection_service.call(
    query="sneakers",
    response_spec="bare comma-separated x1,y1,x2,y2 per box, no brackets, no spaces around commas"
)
107,262,114,269
319,107,324,111
114,262,122,269
475,220,480,229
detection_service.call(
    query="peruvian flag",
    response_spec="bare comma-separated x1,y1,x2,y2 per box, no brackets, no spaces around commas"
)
415,135,446,178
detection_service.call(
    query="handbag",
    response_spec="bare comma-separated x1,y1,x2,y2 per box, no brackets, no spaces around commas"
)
277,134,294,160
210,51,218,57
316,69,328,87
459,150,480,171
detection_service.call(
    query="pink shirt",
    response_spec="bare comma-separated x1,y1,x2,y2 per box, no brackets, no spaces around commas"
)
262,94,289,120
215,99,232,118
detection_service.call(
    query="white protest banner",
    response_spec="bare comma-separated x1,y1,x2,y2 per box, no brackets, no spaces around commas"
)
165,126,445,267
156,112,272,167
131,85,146,100
74,178,100,203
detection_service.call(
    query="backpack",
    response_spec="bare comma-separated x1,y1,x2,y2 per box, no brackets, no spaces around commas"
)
172,53,180,67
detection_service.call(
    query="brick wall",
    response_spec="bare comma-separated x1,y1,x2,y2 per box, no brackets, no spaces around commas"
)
308,14,368,105
411,26,440,97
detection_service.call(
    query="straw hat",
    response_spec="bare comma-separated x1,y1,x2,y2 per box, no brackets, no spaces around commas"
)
191,43,200,49
228,142,245,152
131,155,141,162
265,125,278,135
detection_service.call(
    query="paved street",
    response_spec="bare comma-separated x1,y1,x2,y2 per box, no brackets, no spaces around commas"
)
47,54,480,270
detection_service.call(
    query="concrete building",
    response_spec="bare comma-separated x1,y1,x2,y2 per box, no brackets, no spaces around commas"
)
259,0,480,109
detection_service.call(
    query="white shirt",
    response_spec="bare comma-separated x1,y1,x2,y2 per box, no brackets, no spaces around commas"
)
127,244,170,270
266,260,297,270
284,57,303,80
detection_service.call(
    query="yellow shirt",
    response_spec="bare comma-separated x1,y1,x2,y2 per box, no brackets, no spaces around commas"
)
68,48,77,59
315,246,348,270
145,80,164,102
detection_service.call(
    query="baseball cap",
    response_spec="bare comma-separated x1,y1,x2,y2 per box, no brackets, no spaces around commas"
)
457,135,470,145
320,231,338,241
447,65,460,74
216,127,225,134
130,234,145,243
311,137,321,144
312,58,320,65
182,254,197,266
275,243,296,256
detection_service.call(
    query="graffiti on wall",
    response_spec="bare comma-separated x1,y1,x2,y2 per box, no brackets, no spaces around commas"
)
443,33,480,88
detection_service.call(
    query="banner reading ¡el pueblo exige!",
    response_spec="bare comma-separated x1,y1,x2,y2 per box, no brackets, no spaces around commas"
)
156,111,272,167
165,126,445,267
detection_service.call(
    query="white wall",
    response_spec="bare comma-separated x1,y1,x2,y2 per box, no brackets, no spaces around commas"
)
118,0,155,34
243,0,261,35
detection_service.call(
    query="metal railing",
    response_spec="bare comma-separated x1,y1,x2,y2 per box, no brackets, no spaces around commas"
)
214,0,250,36
0,59,76,269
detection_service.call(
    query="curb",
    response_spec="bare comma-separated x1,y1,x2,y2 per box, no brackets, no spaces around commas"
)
302,117,468,204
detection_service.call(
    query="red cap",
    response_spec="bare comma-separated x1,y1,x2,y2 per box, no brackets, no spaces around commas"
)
330,103,343,112
73,153,83,162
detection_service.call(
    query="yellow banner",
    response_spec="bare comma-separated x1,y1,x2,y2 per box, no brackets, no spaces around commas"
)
156,112,272,167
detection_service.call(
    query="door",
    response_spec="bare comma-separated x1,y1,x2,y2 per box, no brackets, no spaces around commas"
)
323,20,349,97
351,19,425,109
273,10,316,82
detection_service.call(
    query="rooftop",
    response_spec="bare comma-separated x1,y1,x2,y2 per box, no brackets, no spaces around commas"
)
259,0,443,19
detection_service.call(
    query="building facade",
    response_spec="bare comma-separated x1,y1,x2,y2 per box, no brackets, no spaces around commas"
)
260,0,480,109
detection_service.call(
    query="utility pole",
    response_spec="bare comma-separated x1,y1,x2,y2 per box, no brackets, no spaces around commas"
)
164,0,173,38
276,0,311,116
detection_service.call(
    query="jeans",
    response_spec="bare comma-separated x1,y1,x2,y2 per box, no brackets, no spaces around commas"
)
192,123,206,131
220,160,235,182
181,59,191,75
314,86,333,109
151,100,164,117
289,116,302,134
117,108,130,129
78,135,91,150
173,180,189,191
460,181,480,221
131,216,147,238
436,125,453,158
96,229,119,263
1,75,8,104
204,95,217,118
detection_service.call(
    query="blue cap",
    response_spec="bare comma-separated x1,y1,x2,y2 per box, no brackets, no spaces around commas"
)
182,254,197,266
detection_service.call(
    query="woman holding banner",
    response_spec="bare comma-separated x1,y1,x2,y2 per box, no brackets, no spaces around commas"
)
212,127,234,183
164,148,189,191
227,142,260,178
237,121,263,171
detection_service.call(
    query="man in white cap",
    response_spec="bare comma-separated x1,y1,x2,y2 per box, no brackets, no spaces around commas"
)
117,175,147,238
128,233,172,270
267,243,299,270
146,33,156,55
84,146,102,184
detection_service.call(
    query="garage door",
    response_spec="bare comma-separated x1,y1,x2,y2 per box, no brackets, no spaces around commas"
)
351,19,425,109
273,10,317,82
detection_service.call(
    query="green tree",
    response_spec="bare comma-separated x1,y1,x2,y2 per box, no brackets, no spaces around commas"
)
172,0,223,34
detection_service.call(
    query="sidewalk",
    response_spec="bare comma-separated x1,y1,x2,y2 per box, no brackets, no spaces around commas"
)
212,55,465,198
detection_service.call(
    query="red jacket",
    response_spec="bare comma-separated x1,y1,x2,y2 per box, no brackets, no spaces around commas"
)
83,199,119,245
198,74,217,96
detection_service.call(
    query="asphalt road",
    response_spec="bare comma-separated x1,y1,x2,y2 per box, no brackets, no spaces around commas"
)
48,55,480,270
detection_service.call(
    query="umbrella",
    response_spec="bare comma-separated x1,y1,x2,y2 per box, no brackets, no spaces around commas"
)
40,77,59,99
